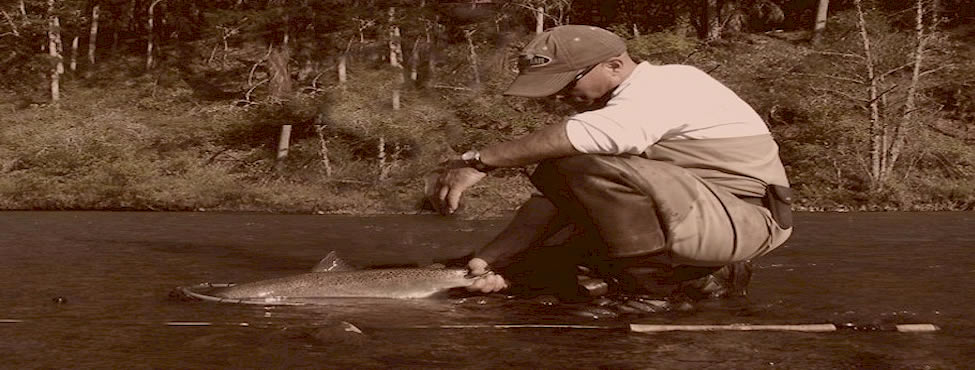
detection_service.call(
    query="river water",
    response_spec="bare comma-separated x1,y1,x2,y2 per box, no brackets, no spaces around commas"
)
0,211,971,368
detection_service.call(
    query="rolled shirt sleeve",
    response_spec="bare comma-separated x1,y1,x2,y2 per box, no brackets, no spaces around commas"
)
565,110,661,155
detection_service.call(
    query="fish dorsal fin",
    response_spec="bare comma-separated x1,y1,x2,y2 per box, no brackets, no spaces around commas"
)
312,251,357,272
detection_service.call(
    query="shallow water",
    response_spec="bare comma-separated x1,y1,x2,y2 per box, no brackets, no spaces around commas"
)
0,211,972,368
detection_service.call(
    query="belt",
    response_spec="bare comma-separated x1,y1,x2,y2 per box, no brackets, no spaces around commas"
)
738,195,764,208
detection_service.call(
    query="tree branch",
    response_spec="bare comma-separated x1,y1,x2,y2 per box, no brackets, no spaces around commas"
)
811,86,868,103
880,61,914,79
812,50,865,60
248,44,273,85
918,65,948,77
794,72,865,85
2,9,19,37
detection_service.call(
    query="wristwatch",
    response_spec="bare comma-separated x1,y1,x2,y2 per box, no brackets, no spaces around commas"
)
461,149,496,172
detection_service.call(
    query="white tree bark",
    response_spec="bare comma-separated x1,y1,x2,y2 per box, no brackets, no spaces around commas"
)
70,35,78,71
88,4,98,65
270,34,293,168
48,0,63,102
338,54,347,84
388,7,402,68
146,0,164,70
535,6,544,34
388,7,404,110
853,0,883,187
885,0,933,182
464,28,480,87
315,124,332,177
812,0,829,44
277,125,292,162
377,136,388,181
409,38,420,82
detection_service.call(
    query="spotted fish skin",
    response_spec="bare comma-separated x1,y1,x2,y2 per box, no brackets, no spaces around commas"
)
212,268,474,299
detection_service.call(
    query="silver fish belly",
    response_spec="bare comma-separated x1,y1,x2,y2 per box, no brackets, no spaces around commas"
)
212,268,474,299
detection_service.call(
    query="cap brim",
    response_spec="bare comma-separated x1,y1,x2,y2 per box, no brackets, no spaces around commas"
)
503,69,580,97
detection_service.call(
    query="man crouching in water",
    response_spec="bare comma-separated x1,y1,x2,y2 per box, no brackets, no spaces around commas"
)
427,25,794,303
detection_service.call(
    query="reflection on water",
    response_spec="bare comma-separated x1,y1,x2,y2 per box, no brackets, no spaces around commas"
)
0,211,972,368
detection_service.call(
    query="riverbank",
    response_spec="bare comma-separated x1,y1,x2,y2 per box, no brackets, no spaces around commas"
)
2,30,972,215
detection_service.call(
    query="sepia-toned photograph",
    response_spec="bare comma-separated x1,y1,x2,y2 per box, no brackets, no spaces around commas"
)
1,0,972,368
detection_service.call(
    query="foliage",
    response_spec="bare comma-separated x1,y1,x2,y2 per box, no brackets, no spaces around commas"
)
0,0,973,213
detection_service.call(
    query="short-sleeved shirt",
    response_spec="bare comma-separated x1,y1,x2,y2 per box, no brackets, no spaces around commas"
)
564,62,788,197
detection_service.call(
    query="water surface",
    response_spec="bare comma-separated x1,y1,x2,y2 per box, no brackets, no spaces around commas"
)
0,211,971,368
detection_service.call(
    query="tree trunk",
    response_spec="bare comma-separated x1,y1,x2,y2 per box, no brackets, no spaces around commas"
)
884,0,931,182
269,35,293,169
338,54,347,85
812,0,829,45
704,0,721,41
464,28,480,87
88,4,98,65
268,41,292,98
535,6,544,34
276,125,292,166
388,7,402,69
70,35,78,72
48,0,62,103
315,124,332,178
674,5,693,38
853,0,883,188
425,19,438,87
377,136,389,181
146,0,164,71
409,38,420,82
338,36,352,86
388,7,404,110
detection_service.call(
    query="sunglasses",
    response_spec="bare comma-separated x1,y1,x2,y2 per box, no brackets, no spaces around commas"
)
553,63,599,98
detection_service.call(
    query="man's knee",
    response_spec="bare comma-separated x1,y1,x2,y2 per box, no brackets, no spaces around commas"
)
538,154,614,175
532,154,621,192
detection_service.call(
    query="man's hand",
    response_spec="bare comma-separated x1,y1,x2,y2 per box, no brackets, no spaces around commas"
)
424,160,487,215
466,257,508,293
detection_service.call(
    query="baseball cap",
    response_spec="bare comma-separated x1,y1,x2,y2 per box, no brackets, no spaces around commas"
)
504,25,626,98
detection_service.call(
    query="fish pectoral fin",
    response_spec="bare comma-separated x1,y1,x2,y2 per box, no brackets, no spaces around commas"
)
311,251,358,273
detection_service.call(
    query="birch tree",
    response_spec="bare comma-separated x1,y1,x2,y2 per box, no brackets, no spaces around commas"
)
464,28,480,87
388,7,403,110
812,0,829,45
511,0,573,34
87,2,97,65
145,0,164,70
48,0,63,102
805,1,947,190
269,34,293,169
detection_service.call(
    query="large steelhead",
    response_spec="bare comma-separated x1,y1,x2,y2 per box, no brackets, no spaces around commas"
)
212,268,474,300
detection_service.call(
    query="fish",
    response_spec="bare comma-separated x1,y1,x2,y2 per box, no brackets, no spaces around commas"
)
209,252,475,300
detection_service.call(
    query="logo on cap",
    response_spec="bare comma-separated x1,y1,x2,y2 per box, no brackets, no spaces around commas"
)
517,54,551,72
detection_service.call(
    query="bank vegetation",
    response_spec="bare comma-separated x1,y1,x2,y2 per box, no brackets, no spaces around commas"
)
1,0,972,216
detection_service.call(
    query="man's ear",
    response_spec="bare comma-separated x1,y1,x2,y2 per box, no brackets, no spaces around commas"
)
604,58,625,73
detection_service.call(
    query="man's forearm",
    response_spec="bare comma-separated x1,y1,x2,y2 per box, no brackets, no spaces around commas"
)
479,121,579,168
475,196,569,267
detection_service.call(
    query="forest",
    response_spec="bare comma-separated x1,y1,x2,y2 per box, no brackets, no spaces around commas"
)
1,0,973,215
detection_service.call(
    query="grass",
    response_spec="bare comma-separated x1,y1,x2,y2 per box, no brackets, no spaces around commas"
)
1,28,972,215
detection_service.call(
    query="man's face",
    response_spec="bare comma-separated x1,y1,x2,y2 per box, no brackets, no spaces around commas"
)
549,63,615,111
